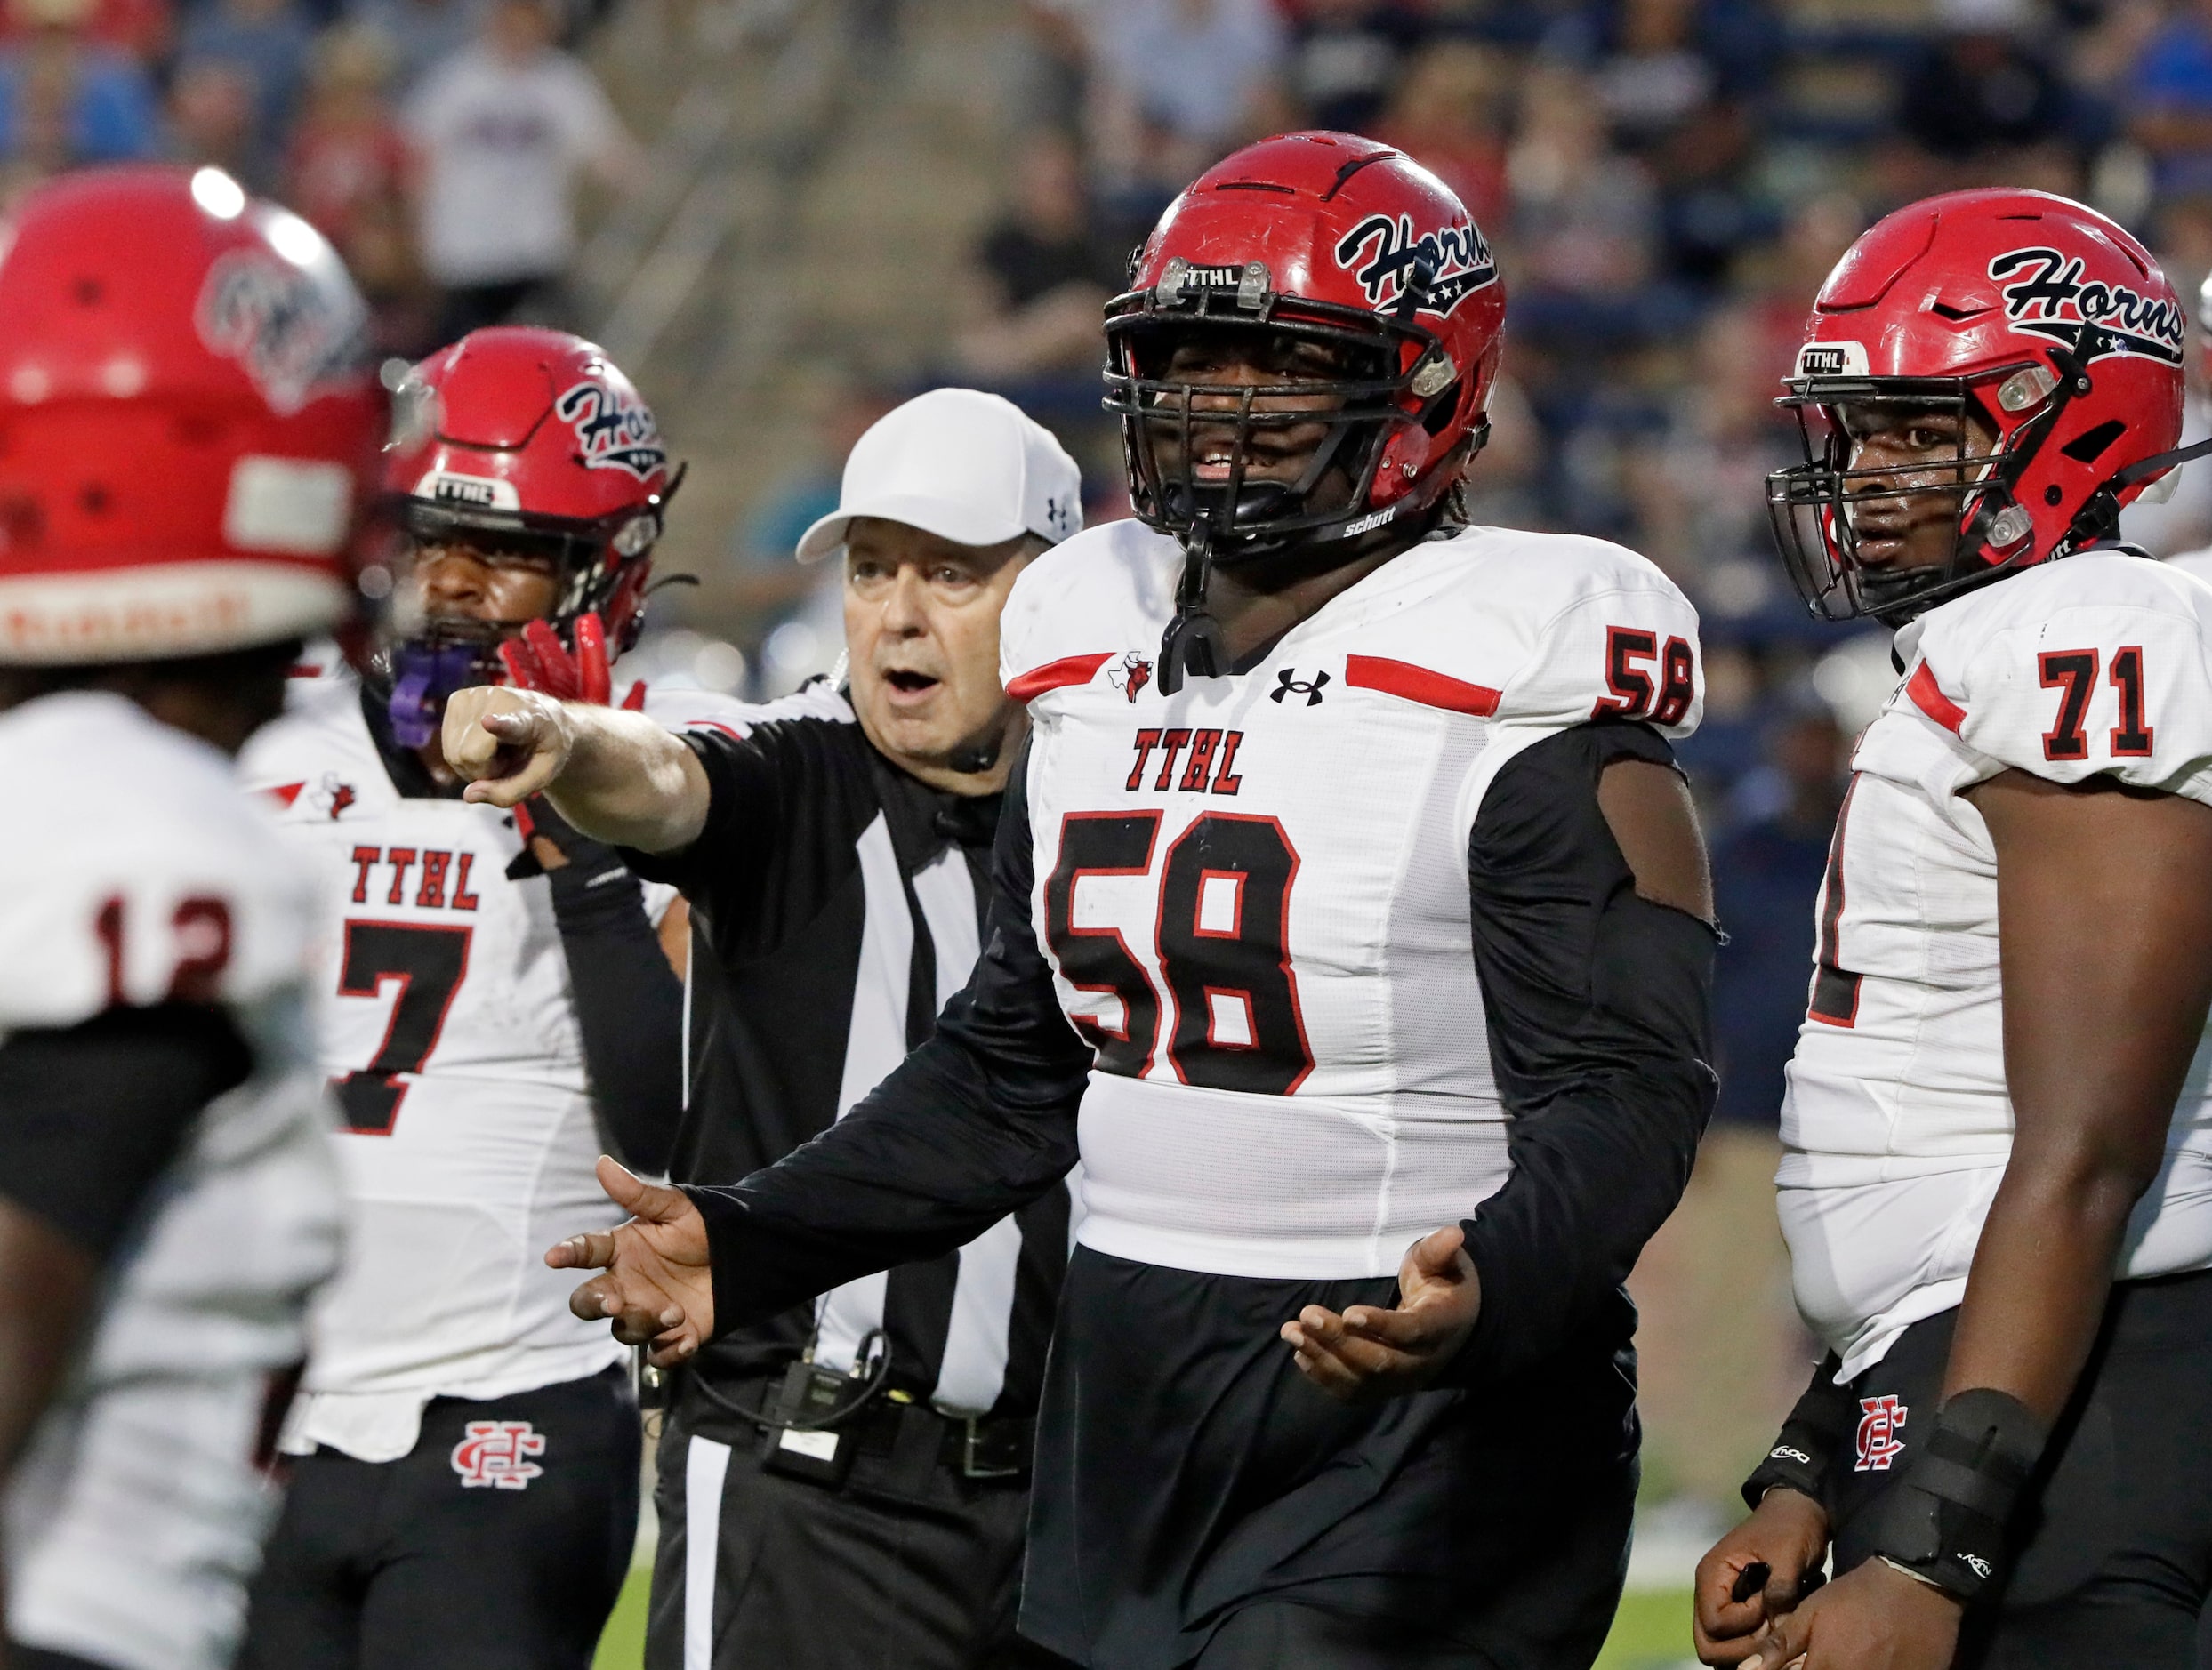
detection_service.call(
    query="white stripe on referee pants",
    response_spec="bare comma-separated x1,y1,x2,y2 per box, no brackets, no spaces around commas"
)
912,847,1024,1416
683,1435,732,1670
814,814,912,1376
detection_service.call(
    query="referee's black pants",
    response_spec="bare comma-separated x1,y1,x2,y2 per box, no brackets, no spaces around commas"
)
239,1363,639,1670
1830,1269,2212,1668
647,1388,1034,1670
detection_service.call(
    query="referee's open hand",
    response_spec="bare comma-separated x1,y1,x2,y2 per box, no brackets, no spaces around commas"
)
1280,1224,1481,1401
547,1156,713,1368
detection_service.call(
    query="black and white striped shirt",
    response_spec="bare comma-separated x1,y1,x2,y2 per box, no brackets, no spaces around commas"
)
631,685,1069,1428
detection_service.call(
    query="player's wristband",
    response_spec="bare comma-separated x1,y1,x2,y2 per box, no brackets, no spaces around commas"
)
1741,1353,1854,1513
1859,1388,2047,1603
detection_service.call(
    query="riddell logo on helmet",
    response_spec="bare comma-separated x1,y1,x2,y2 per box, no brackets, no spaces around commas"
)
1332,213,1497,316
1990,247,2185,367
554,381,666,481
196,250,367,415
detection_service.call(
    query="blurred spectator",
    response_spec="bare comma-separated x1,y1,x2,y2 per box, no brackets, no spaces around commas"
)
176,0,314,188
2128,0,2212,199
1709,683,1849,1128
1899,0,2074,175
1080,0,1286,216
1375,39,1511,226
0,0,164,61
404,0,638,342
1505,65,1660,324
285,23,432,354
1281,0,1430,133
1591,0,1718,149
348,0,480,92
953,129,1122,385
167,56,255,178
0,0,158,194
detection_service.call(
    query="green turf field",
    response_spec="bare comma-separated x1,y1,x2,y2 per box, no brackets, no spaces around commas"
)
591,1574,1698,1668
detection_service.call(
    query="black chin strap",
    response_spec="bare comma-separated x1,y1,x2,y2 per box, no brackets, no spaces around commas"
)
2069,431,2212,550
1158,524,1226,694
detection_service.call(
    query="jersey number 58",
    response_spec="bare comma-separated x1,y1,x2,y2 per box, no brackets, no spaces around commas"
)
1043,811,1314,1096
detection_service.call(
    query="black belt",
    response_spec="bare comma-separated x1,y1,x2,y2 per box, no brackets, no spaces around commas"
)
681,1368,1034,1484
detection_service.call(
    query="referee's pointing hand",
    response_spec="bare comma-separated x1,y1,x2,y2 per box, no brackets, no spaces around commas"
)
1280,1224,1481,1401
548,1156,714,1368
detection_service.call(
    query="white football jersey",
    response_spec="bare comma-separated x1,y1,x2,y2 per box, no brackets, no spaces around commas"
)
1781,551,2212,1377
0,692,342,1670
1004,518,1703,1281
239,668,735,1461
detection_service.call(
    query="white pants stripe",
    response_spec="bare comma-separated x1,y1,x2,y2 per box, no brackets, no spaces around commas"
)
682,1434,732,1670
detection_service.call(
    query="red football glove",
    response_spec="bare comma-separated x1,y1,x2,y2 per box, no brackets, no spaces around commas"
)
497,613,648,710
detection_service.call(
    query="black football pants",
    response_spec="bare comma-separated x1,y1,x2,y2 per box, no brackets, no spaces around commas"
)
645,1400,1033,1670
238,1363,639,1670
1831,1269,2212,1668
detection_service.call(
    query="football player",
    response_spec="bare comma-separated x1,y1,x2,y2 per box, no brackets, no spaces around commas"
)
0,166,380,1670
235,327,714,1670
450,132,1722,1666
1693,190,2212,1670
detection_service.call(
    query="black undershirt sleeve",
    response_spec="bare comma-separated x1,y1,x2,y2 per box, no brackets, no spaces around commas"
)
1447,719,1718,1389
525,801,685,1176
684,740,1091,1336
0,1004,253,1260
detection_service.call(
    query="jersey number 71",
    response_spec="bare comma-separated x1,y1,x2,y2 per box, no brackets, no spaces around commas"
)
1042,811,1314,1096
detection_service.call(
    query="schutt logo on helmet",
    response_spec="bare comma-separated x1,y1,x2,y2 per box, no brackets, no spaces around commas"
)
195,249,368,416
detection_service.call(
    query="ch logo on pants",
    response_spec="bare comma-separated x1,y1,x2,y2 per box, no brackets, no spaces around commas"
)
1854,1394,1907,1472
451,1420,546,1489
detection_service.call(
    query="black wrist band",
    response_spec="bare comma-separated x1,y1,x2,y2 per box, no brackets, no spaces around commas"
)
1861,1387,2047,1603
1742,1353,1854,1513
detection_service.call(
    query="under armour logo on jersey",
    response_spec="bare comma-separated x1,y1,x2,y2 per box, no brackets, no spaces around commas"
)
451,1420,545,1489
1854,1395,1907,1472
1271,669,1330,706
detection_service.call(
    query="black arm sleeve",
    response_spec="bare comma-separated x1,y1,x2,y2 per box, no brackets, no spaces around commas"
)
533,803,685,1176
1743,1352,1856,1512
0,1004,252,1259
1448,720,1718,1388
683,741,1091,1335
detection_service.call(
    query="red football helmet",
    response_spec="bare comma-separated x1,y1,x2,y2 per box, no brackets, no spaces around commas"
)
1769,188,2190,623
377,326,676,740
0,165,384,665
1104,131,1506,558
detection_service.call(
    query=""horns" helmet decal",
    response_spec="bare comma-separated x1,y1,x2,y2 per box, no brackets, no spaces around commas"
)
554,379,667,480
1332,213,1497,316
1991,247,2185,366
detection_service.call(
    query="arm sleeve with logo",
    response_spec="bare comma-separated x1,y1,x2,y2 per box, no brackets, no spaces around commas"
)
0,1004,253,1260
1929,592,2212,803
1447,720,1719,1390
682,742,1090,1334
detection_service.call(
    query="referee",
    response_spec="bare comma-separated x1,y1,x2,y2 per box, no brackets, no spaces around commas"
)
635,389,1081,1670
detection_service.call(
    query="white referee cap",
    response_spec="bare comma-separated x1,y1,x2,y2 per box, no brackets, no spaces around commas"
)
795,387,1083,562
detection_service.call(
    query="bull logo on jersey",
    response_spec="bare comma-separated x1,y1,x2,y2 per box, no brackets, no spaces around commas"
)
1333,213,1497,317
1989,247,2185,366
314,775,356,821
197,249,368,415
451,1419,545,1489
1854,1394,1908,1472
554,381,666,481
1109,652,1152,703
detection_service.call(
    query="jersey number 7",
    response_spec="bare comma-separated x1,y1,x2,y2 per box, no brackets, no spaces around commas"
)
1043,811,1314,1096
332,921,473,1135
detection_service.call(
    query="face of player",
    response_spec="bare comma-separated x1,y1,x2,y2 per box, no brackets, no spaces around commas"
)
843,517,1039,792
412,536,563,632
1835,401,2000,578
1146,326,1358,502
